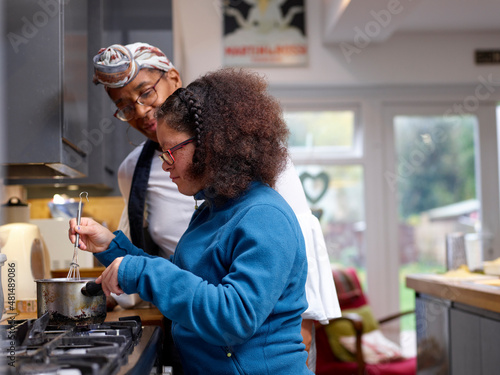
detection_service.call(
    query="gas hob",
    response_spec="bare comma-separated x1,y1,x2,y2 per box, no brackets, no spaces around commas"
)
0,314,162,375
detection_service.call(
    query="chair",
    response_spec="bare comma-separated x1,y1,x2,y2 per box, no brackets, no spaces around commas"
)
315,267,416,375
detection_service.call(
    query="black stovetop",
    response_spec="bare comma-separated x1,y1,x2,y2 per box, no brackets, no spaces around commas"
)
0,314,162,375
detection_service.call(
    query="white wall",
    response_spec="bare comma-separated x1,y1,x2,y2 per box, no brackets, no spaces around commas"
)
173,0,500,88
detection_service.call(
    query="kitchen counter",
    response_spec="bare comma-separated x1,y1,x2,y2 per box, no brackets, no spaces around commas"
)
8,306,164,329
407,273,500,374
107,306,164,328
406,273,500,313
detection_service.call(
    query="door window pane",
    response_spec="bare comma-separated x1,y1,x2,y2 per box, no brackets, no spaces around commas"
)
393,115,478,332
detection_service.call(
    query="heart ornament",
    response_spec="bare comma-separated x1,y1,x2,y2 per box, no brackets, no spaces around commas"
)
299,171,329,204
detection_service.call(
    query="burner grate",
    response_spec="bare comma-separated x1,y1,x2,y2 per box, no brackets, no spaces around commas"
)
1,316,159,375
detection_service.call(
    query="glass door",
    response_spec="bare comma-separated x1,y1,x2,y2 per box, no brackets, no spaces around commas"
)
383,103,500,355
393,114,479,328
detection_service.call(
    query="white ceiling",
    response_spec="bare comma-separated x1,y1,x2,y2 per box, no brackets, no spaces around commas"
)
323,0,500,44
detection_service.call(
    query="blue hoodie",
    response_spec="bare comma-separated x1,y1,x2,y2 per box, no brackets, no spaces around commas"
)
96,182,312,374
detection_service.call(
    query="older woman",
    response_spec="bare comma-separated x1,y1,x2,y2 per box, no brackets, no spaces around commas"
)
71,68,313,374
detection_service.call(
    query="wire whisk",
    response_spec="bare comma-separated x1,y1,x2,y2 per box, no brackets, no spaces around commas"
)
67,192,89,280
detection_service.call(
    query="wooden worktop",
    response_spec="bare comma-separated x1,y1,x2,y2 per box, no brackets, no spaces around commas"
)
107,306,164,327
406,273,500,313
10,306,164,328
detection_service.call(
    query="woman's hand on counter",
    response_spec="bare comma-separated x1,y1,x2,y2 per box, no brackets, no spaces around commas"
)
68,217,115,253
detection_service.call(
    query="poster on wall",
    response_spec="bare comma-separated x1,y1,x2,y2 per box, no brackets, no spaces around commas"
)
223,0,307,67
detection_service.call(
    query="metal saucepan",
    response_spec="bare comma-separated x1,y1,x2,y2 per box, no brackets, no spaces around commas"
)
36,278,106,326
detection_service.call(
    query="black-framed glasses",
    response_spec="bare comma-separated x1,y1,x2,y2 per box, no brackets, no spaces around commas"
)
114,71,165,121
159,137,196,165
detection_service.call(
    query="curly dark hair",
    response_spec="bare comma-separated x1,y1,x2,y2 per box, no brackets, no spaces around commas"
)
156,68,289,204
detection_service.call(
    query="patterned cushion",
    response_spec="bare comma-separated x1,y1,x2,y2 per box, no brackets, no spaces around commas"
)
339,330,404,364
324,305,379,362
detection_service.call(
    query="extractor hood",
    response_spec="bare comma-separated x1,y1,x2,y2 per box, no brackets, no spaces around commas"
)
4,163,86,180
3,0,89,181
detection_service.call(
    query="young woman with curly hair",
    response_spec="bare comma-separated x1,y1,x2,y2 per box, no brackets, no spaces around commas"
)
69,68,313,374
157,68,290,204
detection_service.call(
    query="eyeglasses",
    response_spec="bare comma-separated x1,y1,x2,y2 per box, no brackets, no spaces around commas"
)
114,71,165,121
159,137,196,165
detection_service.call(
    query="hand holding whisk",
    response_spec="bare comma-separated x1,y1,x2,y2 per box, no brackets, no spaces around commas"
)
67,192,89,280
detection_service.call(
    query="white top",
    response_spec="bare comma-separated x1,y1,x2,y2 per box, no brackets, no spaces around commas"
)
117,143,340,323
274,160,341,323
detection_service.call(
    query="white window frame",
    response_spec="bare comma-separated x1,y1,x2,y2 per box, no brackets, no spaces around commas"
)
285,104,363,164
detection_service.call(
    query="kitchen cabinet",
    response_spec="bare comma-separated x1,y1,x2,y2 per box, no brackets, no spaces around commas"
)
4,0,89,179
450,303,500,375
449,307,481,375
408,274,500,375
415,293,450,374
480,313,500,373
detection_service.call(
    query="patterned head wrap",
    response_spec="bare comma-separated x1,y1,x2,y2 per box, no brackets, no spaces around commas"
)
92,42,175,88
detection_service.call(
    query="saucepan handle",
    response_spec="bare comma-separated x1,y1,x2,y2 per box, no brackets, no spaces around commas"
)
81,280,104,297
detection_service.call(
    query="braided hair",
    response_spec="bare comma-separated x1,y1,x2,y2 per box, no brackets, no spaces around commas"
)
156,68,289,205
177,88,203,146
156,86,207,177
